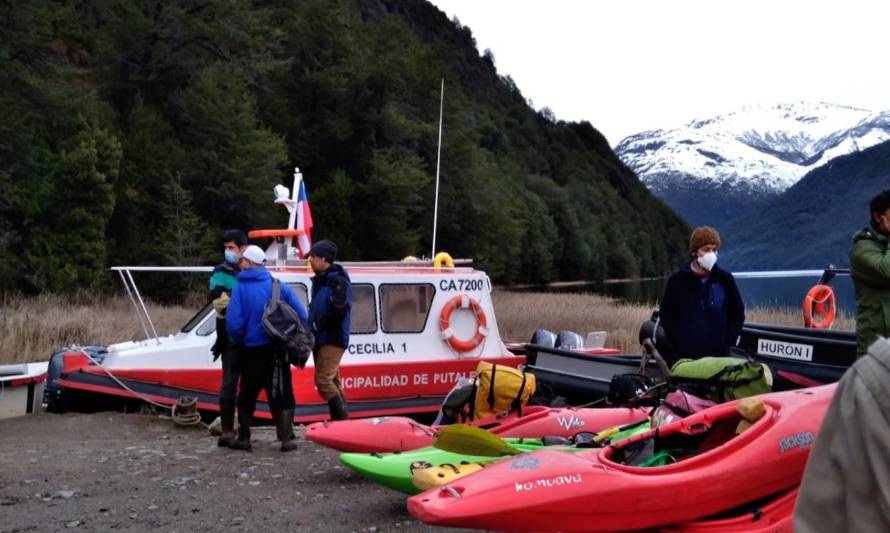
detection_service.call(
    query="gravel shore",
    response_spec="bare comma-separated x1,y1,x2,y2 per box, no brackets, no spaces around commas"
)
0,411,482,533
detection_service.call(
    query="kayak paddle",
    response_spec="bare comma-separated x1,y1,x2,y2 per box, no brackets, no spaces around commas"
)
432,424,522,457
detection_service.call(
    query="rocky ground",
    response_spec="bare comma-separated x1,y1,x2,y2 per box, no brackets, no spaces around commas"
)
0,411,482,533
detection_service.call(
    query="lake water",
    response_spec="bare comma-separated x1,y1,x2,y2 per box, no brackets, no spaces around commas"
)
543,272,857,315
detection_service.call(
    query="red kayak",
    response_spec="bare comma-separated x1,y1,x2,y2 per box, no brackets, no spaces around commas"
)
408,385,833,532
660,486,796,532
305,404,649,453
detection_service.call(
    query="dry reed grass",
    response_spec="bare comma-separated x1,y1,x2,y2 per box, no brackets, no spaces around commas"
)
0,293,195,364
0,290,856,364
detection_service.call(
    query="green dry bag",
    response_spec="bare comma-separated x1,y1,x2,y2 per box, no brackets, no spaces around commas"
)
669,357,772,403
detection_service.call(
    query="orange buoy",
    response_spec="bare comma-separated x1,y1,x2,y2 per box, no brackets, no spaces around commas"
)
802,284,836,329
439,295,488,352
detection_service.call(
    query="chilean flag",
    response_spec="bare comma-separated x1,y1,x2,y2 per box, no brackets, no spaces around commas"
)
294,175,313,258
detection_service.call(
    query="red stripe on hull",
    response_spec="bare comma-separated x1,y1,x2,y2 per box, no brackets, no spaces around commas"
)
73,356,523,406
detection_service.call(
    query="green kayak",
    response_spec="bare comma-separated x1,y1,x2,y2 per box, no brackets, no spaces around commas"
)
340,421,651,494
340,438,548,494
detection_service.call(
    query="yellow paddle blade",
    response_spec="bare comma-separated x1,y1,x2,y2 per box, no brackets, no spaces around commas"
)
433,424,522,457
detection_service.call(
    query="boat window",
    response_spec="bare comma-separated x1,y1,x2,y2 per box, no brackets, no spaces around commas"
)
350,284,377,334
195,314,218,336
379,284,435,333
286,282,309,309
180,303,214,333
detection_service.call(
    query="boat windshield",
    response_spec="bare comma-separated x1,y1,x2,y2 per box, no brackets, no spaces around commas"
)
180,302,214,333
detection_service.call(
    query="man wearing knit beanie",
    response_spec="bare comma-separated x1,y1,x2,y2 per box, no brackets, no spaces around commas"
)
689,226,721,256
658,226,745,361
307,239,352,420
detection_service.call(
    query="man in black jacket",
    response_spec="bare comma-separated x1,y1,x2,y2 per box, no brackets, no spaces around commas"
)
659,226,745,362
307,240,352,420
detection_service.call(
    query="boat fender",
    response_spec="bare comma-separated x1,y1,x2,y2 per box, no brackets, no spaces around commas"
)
439,295,489,353
433,252,454,269
802,284,836,329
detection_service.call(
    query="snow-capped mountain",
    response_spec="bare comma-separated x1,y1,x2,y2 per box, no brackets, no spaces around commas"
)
615,102,890,227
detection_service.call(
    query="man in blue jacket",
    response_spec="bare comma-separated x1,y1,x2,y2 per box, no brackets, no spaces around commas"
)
227,245,308,451
307,240,352,420
659,226,745,363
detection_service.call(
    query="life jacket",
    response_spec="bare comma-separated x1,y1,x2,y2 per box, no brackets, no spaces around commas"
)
471,361,536,420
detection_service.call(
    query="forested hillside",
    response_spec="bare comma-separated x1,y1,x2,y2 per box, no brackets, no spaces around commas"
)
0,0,689,294
721,139,890,270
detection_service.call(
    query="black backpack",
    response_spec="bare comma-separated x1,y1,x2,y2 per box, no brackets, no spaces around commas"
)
262,278,314,368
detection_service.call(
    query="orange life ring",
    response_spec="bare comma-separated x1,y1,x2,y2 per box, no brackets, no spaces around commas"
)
802,284,836,329
439,295,489,352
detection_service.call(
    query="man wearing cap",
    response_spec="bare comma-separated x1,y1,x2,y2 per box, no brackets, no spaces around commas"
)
658,226,745,361
307,239,352,420
209,229,247,447
227,245,308,451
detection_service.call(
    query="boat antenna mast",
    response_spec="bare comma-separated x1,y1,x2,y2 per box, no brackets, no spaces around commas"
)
431,78,444,259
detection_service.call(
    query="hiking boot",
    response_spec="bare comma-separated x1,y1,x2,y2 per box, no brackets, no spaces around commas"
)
277,408,298,452
229,410,252,451
328,395,349,421
217,400,236,447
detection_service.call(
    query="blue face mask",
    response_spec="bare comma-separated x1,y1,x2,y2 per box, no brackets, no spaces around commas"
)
224,250,239,265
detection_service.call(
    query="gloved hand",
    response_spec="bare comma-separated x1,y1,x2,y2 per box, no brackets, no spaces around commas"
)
212,293,230,317
211,318,227,361
330,276,349,311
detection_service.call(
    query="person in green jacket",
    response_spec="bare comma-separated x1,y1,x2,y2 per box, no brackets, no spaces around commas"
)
850,189,890,357
209,229,247,446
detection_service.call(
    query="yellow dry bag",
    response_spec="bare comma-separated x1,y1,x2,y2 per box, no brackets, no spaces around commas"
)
472,361,536,420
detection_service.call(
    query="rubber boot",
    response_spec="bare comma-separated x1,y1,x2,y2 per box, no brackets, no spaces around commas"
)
217,400,236,447
328,395,349,421
277,409,298,452
229,409,252,451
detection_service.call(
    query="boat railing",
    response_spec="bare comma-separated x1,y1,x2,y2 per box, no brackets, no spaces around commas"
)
111,266,213,344
261,258,474,270
732,267,851,280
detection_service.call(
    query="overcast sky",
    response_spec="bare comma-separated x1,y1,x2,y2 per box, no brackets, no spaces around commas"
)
429,0,890,145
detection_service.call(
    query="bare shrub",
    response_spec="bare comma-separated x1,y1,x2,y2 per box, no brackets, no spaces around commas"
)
0,293,195,363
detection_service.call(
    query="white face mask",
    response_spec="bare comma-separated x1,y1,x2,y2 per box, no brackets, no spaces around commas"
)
697,251,718,272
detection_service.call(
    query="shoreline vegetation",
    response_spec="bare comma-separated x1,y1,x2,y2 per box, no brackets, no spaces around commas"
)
0,290,855,364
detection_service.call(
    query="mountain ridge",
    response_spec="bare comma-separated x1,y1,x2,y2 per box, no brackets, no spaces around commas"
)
720,139,890,271
615,102,890,227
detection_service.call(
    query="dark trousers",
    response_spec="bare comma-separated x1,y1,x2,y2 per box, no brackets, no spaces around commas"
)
237,344,295,416
219,345,241,404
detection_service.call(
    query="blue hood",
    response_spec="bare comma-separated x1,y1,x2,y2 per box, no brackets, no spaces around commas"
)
226,268,308,347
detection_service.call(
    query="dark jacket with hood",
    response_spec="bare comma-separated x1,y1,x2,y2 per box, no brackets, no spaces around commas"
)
850,223,890,356
227,267,307,348
659,260,745,360
309,264,352,349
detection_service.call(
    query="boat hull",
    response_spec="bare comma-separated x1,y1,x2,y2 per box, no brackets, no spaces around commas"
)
408,385,833,532
658,486,796,532
305,405,648,452
736,323,855,388
0,362,48,419
46,349,524,423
